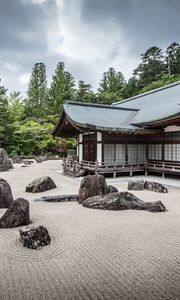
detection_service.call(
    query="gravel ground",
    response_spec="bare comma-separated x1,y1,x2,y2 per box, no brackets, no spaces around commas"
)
0,160,180,300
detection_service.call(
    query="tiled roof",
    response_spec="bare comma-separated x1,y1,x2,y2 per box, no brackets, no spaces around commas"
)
112,81,180,125
63,101,143,132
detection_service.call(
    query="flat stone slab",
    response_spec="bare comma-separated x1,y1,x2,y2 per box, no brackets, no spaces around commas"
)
34,194,78,202
83,192,166,212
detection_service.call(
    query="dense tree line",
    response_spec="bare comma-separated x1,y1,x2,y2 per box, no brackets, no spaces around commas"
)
0,42,179,157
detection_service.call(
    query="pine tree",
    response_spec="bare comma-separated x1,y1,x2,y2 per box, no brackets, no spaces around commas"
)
166,42,180,75
97,67,125,104
25,63,48,119
0,80,9,141
75,80,96,102
133,46,166,88
49,62,75,114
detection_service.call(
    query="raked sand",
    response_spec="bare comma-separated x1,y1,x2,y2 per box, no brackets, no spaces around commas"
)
0,160,180,299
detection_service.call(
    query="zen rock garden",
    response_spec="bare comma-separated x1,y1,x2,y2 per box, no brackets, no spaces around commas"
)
78,175,166,212
0,173,168,251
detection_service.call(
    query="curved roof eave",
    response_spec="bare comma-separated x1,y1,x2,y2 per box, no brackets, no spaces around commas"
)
65,111,161,134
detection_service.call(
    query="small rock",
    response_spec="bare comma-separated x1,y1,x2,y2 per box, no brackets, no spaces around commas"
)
20,225,50,249
0,198,30,228
13,157,23,164
36,158,43,163
144,181,168,193
128,180,145,191
8,159,14,169
106,185,118,194
26,176,56,193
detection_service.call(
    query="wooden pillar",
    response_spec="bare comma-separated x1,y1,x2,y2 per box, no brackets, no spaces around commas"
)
79,134,83,161
97,132,102,164
162,132,164,161
125,143,128,163
76,138,79,157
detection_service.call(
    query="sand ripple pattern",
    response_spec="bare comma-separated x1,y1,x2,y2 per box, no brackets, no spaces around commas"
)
1,200,180,300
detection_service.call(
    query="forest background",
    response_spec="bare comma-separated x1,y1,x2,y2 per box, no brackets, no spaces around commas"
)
0,42,180,158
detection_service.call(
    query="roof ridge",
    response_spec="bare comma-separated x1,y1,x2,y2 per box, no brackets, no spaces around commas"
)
112,81,180,106
64,100,139,111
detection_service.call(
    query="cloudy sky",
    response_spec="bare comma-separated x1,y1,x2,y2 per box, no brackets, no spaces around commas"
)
0,0,179,95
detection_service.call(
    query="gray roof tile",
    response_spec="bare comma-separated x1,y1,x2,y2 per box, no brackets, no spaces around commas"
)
112,81,180,125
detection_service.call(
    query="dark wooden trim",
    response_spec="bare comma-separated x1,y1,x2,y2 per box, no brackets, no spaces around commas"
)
102,143,104,162
125,143,128,162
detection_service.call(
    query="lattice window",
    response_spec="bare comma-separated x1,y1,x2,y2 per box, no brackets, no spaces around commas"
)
148,144,162,160
128,144,138,163
104,144,115,165
115,144,125,164
177,144,180,161
164,144,180,161
128,144,146,163
137,144,146,162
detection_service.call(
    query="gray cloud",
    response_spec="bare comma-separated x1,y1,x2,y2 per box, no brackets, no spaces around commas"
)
81,0,180,52
0,0,47,52
0,0,179,95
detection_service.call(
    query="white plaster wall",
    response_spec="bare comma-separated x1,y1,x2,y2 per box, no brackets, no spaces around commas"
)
97,132,102,142
165,126,180,132
97,132,102,163
79,144,83,161
97,143,102,163
79,133,83,143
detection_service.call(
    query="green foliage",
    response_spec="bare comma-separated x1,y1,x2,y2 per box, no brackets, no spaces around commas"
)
165,42,180,75
6,119,66,156
134,46,166,88
139,74,180,94
8,91,25,122
0,80,9,139
121,77,140,99
1,41,180,157
75,80,96,102
25,63,48,118
97,67,126,104
49,62,75,114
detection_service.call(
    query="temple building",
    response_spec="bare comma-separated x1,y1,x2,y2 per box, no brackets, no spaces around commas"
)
53,81,180,177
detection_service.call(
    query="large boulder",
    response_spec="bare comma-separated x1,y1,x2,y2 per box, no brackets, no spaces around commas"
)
0,178,14,208
83,192,166,213
78,174,107,203
128,180,145,191
20,225,50,249
26,176,56,193
0,148,13,171
144,181,168,193
0,198,30,228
